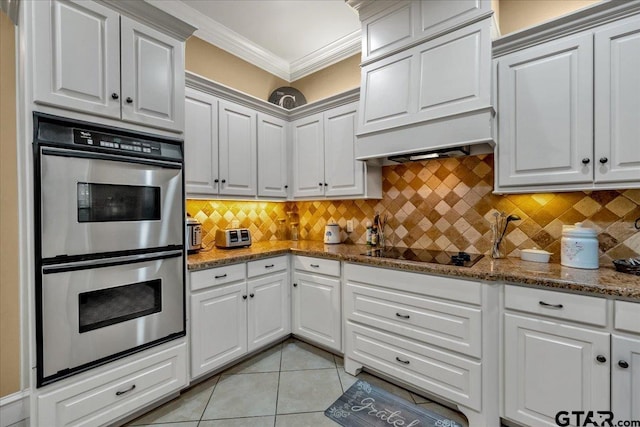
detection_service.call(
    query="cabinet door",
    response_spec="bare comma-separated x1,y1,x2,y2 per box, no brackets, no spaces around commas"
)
292,271,341,351
292,113,325,198
190,282,247,378
257,113,288,198
497,33,594,188
504,313,610,427
32,0,121,118
612,335,640,422
324,102,364,197
218,100,257,197
418,0,492,39
594,16,640,184
120,16,184,132
185,89,219,195
247,272,290,352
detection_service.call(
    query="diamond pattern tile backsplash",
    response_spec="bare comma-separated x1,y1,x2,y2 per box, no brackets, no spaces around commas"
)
187,154,639,264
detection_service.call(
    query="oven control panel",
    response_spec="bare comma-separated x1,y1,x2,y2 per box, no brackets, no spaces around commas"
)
74,129,162,155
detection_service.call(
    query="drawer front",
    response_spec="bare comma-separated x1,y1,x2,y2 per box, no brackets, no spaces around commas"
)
247,255,288,278
346,321,481,411
37,341,187,427
190,263,246,291
505,285,607,327
345,282,481,358
615,300,640,334
293,255,340,277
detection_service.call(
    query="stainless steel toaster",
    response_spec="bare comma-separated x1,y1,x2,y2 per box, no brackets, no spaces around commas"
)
215,228,252,248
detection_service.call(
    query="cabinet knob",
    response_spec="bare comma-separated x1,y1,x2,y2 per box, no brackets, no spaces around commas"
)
111,93,119,100
324,182,328,186
214,179,219,183
596,355,607,363
318,182,323,186
221,179,226,184
599,157,609,164
242,295,247,300
293,283,297,287
618,360,629,369
249,293,255,298
284,185,288,189
126,97,133,104
581,158,590,165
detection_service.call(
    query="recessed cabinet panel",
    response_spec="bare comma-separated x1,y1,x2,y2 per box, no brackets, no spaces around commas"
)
366,2,414,58
595,17,640,184
219,101,257,197
419,0,487,37
120,17,183,131
33,0,120,118
418,26,484,118
248,272,290,351
185,89,218,195
324,104,364,197
361,54,414,126
292,114,325,198
497,33,593,187
257,114,288,198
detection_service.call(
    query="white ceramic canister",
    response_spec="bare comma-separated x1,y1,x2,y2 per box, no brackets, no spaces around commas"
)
324,223,341,244
561,222,599,269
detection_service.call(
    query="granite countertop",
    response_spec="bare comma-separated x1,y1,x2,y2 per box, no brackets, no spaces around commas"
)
188,240,640,301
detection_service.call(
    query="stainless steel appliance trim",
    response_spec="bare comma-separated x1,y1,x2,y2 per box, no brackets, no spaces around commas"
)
42,249,183,274
41,146,182,169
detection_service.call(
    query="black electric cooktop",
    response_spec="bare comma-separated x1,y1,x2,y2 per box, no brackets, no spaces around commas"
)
362,248,483,267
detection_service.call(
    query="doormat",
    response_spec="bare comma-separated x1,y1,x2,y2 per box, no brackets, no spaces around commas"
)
325,380,463,427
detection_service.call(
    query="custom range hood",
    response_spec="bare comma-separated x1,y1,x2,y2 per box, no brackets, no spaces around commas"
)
349,0,496,163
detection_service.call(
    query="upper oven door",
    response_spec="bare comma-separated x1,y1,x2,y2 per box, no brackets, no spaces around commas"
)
40,147,183,259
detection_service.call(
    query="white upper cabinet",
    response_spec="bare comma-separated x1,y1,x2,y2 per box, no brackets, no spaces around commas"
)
185,88,219,195
257,114,289,198
497,33,594,188
594,16,640,184
324,103,364,197
292,113,326,198
32,0,187,133
219,100,258,197
33,0,121,119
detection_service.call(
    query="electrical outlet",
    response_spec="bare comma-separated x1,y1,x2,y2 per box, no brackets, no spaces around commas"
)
346,220,354,233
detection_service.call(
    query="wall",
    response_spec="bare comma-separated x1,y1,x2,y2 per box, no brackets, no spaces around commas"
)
189,155,640,265
498,0,600,35
185,36,289,100
290,54,360,103
0,10,20,397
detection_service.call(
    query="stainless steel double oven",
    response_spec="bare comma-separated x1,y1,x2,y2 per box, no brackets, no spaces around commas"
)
33,113,185,387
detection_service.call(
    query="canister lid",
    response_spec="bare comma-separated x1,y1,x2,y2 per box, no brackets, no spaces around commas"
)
562,222,597,238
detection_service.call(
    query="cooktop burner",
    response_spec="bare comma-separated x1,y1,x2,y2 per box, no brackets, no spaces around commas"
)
362,248,483,267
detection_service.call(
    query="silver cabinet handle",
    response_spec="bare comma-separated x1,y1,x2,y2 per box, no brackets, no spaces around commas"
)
310,264,320,268
396,313,410,319
539,301,563,309
395,357,410,365
116,384,136,396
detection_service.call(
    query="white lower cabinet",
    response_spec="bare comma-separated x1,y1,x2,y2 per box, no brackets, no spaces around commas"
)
503,285,611,427
343,263,499,427
36,340,187,427
612,334,640,422
189,257,289,379
292,256,342,352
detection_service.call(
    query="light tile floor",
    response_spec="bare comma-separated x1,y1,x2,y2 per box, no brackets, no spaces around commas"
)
127,338,469,427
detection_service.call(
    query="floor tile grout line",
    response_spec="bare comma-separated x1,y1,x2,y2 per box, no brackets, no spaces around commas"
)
197,374,221,425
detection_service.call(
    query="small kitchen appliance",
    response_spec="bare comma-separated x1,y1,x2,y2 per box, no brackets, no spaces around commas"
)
215,228,252,248
324,223,341,244
561,222,599,269
186,216,202,253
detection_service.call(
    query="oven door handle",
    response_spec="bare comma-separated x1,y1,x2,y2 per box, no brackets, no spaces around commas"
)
41,147,182,169
42,250,183,274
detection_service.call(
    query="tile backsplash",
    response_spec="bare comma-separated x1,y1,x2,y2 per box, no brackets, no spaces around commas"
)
187,154,639,264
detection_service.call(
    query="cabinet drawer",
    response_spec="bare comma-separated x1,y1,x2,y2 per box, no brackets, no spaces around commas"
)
505,285,607,326
37,341,187,427
346,321,481,411
345,282,481,358
615,300,640,334
293,255,340,277
247,255,288,278
190,263,246,291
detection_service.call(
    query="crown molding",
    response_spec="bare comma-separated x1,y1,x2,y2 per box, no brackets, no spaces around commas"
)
148,0,362,82
290,29,362,81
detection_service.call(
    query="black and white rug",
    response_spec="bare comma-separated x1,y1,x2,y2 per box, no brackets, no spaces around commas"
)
325,380,463,427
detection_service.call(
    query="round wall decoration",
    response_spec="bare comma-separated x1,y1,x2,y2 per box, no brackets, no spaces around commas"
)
268,87,307,110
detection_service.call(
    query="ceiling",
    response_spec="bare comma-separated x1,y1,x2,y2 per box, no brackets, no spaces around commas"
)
149,0,362,82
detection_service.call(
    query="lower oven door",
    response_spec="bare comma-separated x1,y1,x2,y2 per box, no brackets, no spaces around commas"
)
39,147,183,259
38,250,184,386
